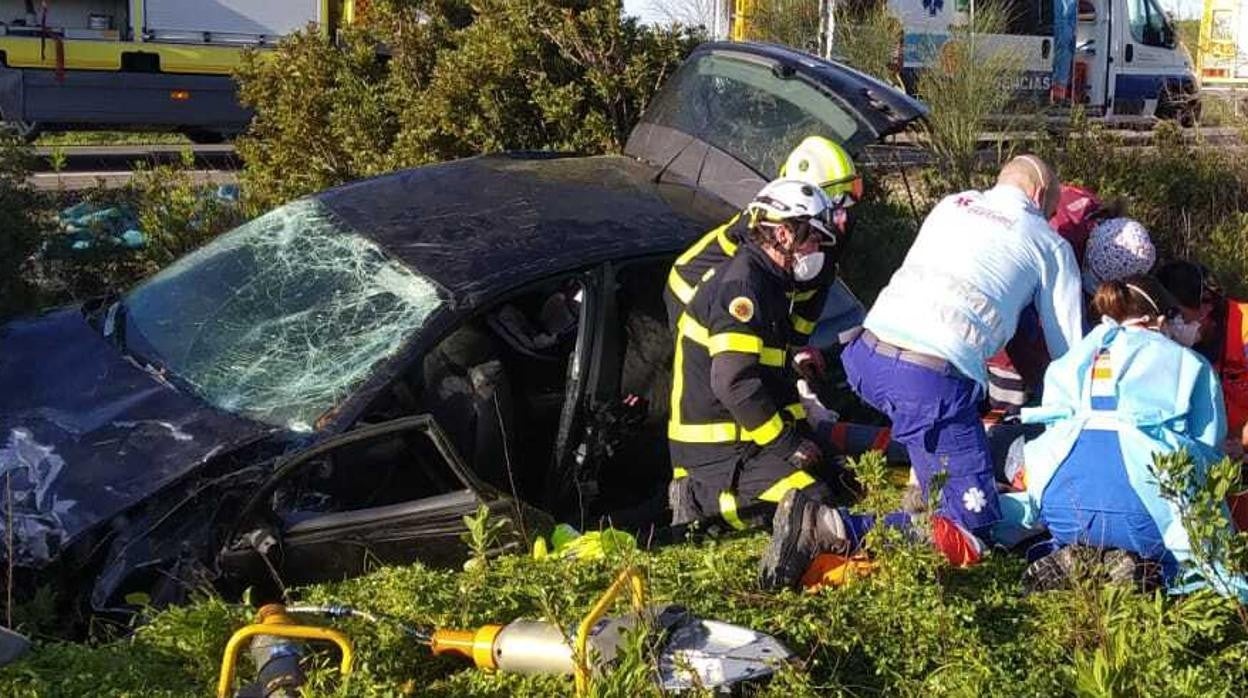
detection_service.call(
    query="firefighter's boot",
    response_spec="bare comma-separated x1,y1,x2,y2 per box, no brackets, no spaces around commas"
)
758,489,850,591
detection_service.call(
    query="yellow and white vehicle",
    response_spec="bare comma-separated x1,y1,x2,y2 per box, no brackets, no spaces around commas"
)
1198,0,1248,92
0,1,355,140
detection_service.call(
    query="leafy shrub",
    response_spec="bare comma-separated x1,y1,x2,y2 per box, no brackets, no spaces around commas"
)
830,1,905,85
1045,116,1248,297
235,0,699,211
914,4,1032,191
0,134,48,320
741,0,822,52
7,458,1248,696
32,153,245,307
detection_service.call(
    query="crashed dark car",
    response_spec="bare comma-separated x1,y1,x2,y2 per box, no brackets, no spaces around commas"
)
0,42,925,615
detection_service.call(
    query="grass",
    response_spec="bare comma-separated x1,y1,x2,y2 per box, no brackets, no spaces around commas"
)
2,462,1247,697
34,131,192,147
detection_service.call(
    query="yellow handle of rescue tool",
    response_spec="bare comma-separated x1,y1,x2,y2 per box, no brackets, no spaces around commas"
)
216,604,355,698
573,565,646,696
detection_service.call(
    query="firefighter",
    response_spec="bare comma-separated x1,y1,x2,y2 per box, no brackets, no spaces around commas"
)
663,136,861,344
668,178,843,547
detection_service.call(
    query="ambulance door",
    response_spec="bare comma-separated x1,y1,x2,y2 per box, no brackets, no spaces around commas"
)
1108,0,1184,118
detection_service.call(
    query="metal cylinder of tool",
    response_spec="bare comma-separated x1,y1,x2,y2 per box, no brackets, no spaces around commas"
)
490,620,577,675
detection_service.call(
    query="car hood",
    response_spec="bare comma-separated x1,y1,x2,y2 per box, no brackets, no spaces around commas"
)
0,307,271,567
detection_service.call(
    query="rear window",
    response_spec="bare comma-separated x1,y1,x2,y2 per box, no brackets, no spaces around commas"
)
641,51,861,177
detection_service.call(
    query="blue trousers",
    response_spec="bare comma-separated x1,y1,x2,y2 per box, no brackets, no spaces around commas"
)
1053,0,1077,93
842,335,1002,535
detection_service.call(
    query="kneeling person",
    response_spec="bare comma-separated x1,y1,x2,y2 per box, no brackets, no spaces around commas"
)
669,179,841,535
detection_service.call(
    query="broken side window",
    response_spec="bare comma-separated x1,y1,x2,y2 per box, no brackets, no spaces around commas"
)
122,198,445,432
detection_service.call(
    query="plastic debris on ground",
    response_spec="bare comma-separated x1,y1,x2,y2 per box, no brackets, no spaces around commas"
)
800,553,878,591
42,185,242,259
42,200,145,259
531,523,637,561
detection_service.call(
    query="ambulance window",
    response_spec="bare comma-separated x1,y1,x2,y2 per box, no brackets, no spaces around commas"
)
1127,0,1176,48
642,52,862,177
983,0,1053,36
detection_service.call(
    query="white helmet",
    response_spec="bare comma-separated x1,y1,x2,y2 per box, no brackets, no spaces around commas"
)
746,178,837,241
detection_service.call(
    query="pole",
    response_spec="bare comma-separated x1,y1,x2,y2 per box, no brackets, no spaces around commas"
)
822,0,837,59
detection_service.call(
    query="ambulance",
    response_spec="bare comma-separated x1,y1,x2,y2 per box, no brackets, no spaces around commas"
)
887,0,1199,122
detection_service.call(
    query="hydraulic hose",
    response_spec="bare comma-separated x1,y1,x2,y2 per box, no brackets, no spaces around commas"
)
284,605,434,645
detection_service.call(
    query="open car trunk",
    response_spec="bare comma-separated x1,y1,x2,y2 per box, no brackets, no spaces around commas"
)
625,41,927,209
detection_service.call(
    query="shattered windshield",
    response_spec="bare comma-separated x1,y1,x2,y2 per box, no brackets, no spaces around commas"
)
123,199,444,431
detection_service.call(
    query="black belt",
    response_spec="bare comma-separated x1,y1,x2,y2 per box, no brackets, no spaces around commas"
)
857,329,951,372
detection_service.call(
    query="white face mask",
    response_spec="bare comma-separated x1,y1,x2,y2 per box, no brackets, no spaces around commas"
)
1166,318,1201,347
792,251,825,282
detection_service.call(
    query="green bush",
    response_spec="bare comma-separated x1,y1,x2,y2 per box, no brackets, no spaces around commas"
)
31,154,245,307
742,0,822,52
0,134,48,320
1045,117,1248,298
913,4,1032,192
4,489,1248,696
830,2,904,85
235,0,699,211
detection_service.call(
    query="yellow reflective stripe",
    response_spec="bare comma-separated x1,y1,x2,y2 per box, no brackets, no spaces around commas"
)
668,421,740,443
758,470,818,503
705,330,786,367
707,332,763,355
788,289,818,302
792,315,817,335
759,347,786,367
668,216,738,306
742,412,784,446
670,313,690,432
719,491,747,530
667,268,697,304
672,467,689,479
785,403,806,420
716,221,739,255
675,226,724,266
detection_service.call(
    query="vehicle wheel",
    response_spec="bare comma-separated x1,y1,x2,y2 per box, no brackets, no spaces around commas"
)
1155,84,1199,127
184,129,228,144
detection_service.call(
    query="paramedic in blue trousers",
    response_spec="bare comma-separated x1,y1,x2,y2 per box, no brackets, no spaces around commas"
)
757,155,1086,590
997,275,1248,600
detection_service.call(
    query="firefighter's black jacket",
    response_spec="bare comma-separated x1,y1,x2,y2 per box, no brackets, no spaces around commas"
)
669,241,805,471
664,213,834,343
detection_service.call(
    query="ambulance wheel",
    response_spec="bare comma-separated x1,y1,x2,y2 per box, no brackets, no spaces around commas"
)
1156,86,1199,127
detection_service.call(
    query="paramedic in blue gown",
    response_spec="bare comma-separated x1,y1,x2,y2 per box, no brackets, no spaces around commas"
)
996,275,1248,599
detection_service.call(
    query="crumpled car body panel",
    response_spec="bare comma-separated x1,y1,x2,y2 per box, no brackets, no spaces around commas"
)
0,307,271,567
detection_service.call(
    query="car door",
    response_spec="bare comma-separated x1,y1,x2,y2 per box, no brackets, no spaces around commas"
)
220,414,549,587
624,41,928,209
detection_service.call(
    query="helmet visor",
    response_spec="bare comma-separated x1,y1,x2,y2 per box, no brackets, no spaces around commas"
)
821,174,863,207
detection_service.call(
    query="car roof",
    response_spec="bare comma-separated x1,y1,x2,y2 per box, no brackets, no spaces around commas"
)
316,153,734,308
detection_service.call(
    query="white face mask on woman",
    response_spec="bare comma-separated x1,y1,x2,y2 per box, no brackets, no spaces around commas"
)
1165,318,1202,347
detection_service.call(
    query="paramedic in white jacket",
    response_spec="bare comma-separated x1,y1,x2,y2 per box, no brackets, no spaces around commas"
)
841,155,1084,565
